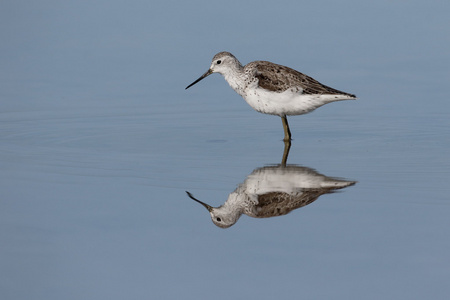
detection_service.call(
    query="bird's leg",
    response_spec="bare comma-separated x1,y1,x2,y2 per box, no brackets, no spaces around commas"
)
281,115,292,141
281,139,291,166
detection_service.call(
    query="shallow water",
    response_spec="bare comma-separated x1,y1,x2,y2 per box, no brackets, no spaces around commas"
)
1,1,450,299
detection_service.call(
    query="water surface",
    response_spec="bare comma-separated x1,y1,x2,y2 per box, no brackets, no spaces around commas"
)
1,1,449,299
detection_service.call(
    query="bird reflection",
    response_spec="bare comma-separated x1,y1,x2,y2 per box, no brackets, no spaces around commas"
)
186,142,356,228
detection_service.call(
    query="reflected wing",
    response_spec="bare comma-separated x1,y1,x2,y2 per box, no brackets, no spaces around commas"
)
253,190,329,218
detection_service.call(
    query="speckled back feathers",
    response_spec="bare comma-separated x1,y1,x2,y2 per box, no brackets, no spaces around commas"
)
246,61,356,97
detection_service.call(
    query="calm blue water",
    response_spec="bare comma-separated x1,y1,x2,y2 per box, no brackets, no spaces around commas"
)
1,1,449,299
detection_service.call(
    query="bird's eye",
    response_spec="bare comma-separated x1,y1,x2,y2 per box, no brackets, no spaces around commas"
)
216,217,222,222
216,60,221,65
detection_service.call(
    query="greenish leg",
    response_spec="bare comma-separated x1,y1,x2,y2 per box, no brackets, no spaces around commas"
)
281,139,291,166
281,115,292,141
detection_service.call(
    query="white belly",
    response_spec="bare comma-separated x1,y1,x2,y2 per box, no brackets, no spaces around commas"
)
242,87,354,116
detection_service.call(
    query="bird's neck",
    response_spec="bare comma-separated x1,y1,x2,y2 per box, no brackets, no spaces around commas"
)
222,64,246,96
221,191,247,214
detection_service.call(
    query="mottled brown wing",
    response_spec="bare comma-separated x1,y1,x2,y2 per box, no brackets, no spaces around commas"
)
251,61,355,97
254,190,329,218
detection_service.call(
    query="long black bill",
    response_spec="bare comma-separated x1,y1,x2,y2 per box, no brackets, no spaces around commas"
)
185,69,213,90
186,191,213,212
